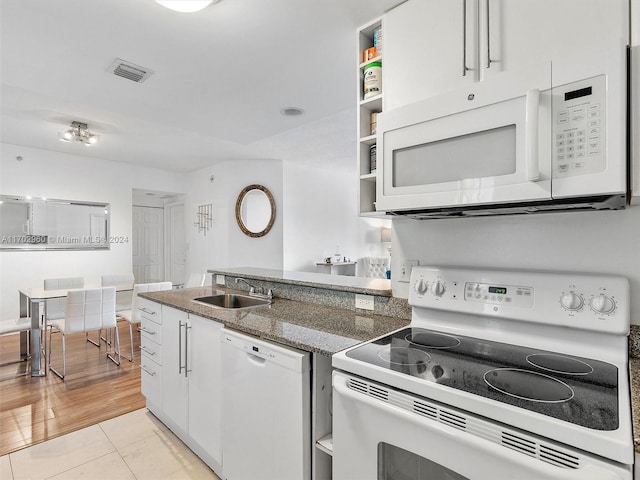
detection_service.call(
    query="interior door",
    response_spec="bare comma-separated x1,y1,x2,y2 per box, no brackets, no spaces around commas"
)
165,201,186,286
132,206,164,283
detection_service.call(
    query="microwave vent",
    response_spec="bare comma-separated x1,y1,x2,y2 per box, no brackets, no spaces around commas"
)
389,194,627,220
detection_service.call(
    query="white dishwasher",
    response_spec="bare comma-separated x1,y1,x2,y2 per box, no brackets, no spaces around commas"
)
221,328,311,480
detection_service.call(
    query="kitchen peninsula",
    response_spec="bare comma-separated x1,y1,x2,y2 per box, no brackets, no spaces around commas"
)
137,268,410,480
143,268,409,354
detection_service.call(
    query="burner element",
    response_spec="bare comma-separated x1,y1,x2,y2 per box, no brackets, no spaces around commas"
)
378,346,431,366
484,368,575,403
526,354,594,375
405,331,461,349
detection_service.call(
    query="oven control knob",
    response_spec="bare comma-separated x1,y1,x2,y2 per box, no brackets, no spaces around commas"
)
560,292,584,311
590,295,616,315
430,281,446,297
414,279,428,295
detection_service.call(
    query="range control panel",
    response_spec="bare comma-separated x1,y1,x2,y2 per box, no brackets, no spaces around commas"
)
552,75,606,178
409,266,630,335
464,282,534,308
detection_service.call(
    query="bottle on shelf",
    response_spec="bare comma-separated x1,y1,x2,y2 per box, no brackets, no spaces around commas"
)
363,61,382,100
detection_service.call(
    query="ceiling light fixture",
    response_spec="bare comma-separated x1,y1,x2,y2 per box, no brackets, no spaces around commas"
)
59,121,98,146
155,0,220,13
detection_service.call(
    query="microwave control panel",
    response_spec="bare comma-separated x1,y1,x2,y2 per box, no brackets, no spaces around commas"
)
552,75,606,177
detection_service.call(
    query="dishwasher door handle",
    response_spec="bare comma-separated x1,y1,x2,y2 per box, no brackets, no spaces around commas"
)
246,352,266,366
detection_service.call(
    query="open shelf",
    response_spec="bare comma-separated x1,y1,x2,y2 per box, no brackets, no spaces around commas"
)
357,17,384,216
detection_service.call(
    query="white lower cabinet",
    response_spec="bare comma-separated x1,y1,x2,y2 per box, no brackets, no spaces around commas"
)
141,303,223,477
160,306,189,431
187,314,222,465
139,298,163,409
140,301,326,480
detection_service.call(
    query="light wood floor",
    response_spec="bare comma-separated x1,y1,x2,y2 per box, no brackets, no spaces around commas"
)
0,322,145,457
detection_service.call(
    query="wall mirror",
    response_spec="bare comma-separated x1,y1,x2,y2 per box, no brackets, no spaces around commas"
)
0,195,110,250
235,184,275,238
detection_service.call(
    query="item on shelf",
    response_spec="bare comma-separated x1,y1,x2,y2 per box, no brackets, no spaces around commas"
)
363,47,377,62
370,144,377,173
370,112,378,135
363,61,382,99
373,26,383,56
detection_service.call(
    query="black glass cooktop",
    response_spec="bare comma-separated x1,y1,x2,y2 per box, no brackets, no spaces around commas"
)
345,327,618,430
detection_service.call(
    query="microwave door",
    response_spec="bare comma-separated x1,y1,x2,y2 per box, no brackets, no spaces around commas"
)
377,63,552,212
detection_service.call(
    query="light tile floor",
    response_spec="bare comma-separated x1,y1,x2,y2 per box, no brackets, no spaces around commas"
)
0,408,221,480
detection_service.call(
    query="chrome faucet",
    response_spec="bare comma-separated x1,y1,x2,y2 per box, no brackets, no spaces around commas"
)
235,277,273,300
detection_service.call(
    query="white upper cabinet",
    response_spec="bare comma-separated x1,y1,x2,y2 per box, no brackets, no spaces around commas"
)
384,0,478,110
384,0,629,110
482,0,629,80
631,0,639,205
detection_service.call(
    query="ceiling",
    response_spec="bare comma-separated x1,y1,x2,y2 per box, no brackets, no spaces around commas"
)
0,0,404,172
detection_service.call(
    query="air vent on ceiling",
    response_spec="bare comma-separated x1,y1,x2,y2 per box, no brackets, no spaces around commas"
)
108,58,154,83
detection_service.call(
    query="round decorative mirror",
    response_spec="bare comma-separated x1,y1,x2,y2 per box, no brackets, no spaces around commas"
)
235,184,276,238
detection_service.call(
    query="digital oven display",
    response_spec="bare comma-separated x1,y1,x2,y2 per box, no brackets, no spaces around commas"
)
488,286,507,295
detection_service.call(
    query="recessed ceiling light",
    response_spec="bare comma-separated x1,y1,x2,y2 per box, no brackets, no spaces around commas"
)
155,0,221,13
280,107,305,116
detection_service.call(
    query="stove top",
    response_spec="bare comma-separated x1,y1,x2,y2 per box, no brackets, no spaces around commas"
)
333,267,633,464
345,327,618,430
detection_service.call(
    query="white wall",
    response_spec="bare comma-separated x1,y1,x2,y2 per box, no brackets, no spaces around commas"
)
250,108,391,273
391,207,640,325
184,158,284,275
0,143,185,321
182,109,392,277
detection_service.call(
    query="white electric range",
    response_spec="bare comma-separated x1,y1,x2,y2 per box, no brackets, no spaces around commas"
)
332,266,633,480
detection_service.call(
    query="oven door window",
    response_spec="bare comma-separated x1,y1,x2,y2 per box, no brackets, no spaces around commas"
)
378,443,469,480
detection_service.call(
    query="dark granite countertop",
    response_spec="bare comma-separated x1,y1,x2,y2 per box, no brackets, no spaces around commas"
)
139,286,409,356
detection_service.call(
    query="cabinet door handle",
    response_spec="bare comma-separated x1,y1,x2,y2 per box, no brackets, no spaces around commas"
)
139,307,155,315
140,345,156,355
525,89,541,181
139,326,156,335
185,324,192,378
140,365,156,376
178,321,184,374
462,0,468,76
486,0,493,69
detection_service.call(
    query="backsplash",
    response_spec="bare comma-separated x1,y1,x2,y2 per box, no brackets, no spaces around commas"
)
223,275,411,320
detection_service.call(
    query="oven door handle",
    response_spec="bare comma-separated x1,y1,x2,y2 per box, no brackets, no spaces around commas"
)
525,88,540,182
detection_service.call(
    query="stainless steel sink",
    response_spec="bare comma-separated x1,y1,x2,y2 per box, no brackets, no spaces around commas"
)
192,294,271,310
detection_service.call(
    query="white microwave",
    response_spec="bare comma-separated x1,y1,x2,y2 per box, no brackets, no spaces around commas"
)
376,43,627,218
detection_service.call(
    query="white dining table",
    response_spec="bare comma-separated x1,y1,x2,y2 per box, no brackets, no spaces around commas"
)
18,285,132,376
